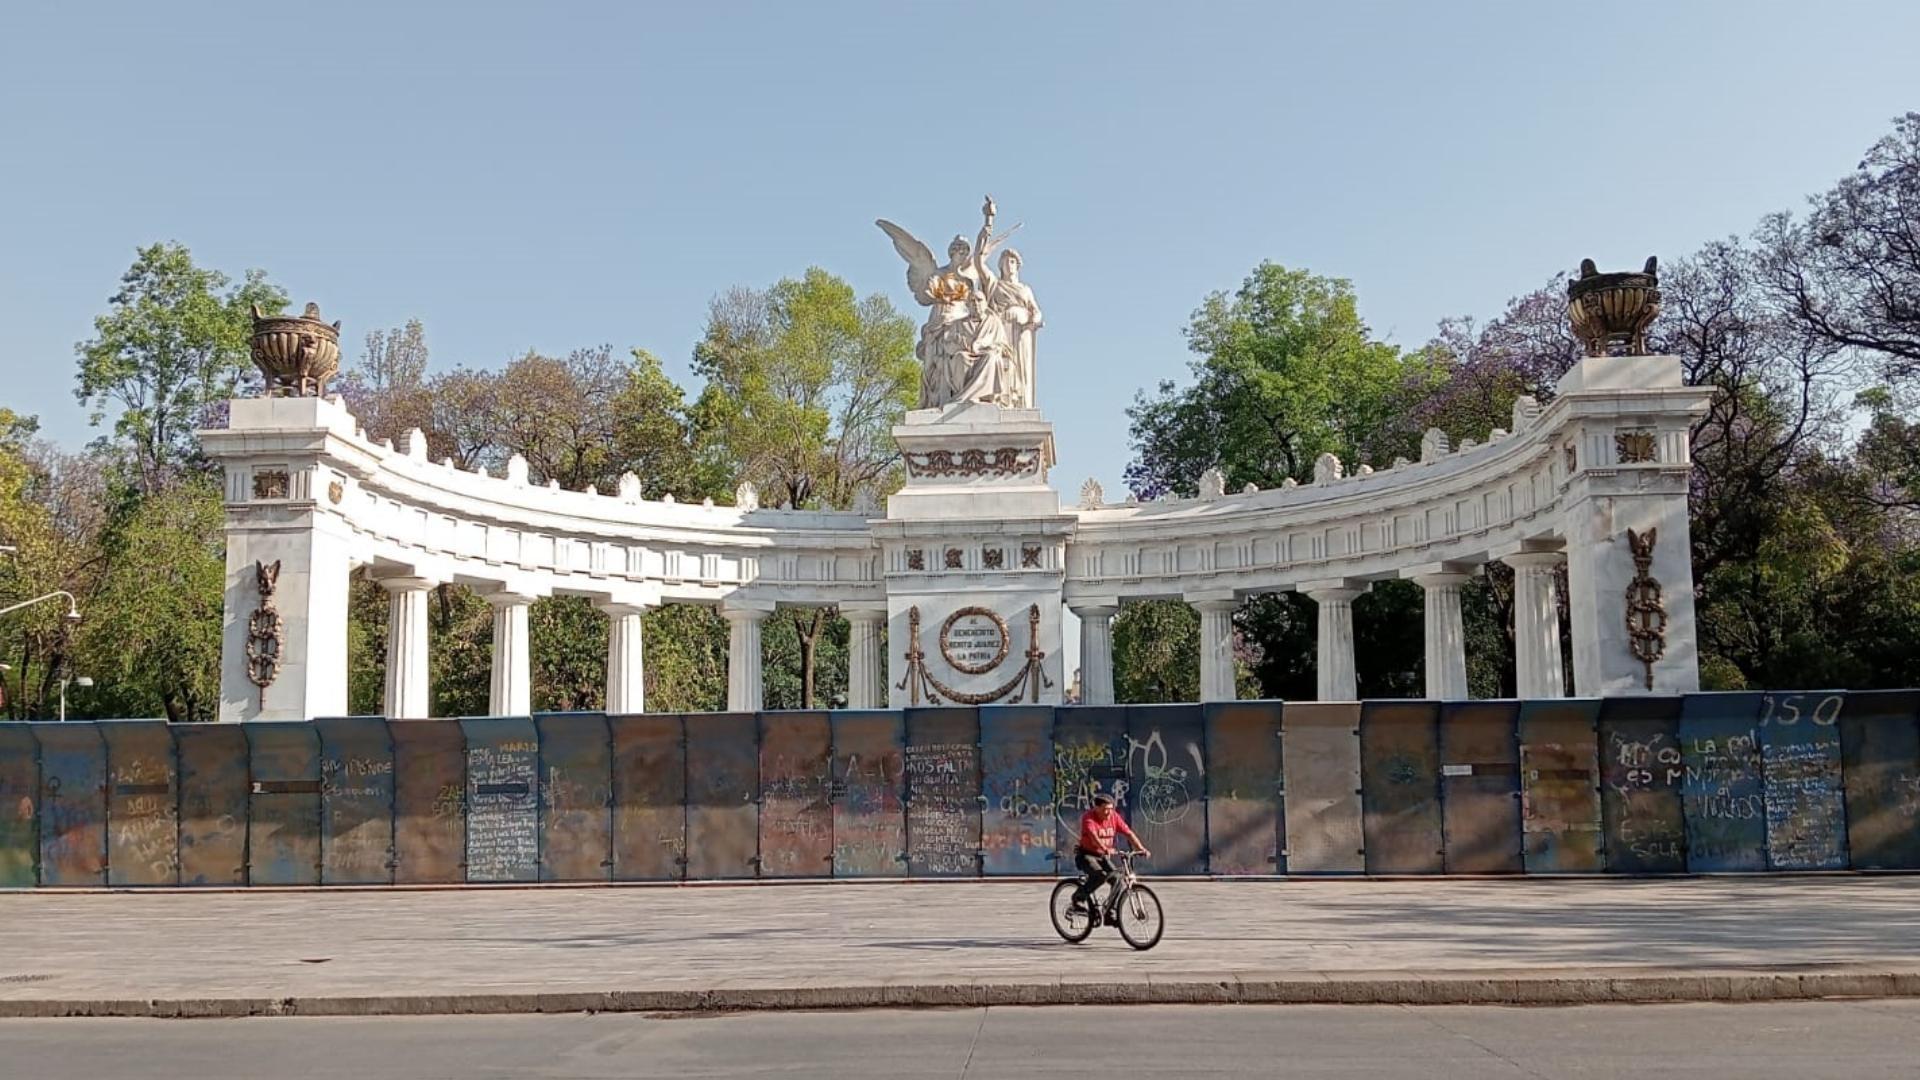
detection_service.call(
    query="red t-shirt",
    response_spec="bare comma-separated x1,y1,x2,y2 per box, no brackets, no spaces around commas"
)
1077,808,1138,855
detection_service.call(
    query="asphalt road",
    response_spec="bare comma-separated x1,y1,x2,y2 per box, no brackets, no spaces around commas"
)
7,1000,1920,1078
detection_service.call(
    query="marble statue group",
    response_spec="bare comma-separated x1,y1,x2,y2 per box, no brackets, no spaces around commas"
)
878,196,1043,410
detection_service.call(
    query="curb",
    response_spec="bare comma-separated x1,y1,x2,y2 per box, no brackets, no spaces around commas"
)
8,971,1920,1018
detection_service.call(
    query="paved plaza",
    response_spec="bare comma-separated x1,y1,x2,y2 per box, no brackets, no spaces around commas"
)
6,877,1920,1015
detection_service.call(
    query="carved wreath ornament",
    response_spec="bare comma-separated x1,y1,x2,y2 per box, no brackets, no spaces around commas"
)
245,559,285,707
1624,528,1668,690
904,447,1040,479
897,604,1053,705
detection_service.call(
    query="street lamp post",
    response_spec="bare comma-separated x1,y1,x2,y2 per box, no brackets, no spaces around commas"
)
0,590,83,622
59,676,93,722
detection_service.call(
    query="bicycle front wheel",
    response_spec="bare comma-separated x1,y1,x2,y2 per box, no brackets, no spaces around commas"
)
1116,883,1164,951
1049,879,1094,943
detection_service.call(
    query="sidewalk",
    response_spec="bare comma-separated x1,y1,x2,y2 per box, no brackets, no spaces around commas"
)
6,877,1920,1016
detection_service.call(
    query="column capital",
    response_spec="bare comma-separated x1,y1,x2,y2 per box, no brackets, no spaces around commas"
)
375,574,440,593
1069,602,1120,620
483,589,541,608
1302,579,1369,603
1501,551,1566,571
1186,592,1240,614
720,603,772,624
840,601,889,623
597,600,656,618
1410,571,1474,590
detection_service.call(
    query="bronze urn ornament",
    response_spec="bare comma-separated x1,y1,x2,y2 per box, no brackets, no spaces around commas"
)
1568,257,1661,357
250,301,342,396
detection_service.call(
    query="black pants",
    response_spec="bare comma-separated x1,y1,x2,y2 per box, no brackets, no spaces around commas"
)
1072,850,1114,907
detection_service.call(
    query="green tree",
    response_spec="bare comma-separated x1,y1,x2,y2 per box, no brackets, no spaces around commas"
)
75,476,226,720
74,243,286,492
1125,262,1425,498
691,267,917,707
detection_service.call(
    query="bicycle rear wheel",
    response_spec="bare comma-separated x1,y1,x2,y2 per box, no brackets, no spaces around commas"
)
1049,879,1094,943
1116,883,1164,951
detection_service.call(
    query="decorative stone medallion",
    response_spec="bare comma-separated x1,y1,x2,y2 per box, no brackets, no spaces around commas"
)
327,479,344,504
982,547,1005,570
939,606,1011,675
906,548,925,571
944,547,963,569
1021,543,1042,568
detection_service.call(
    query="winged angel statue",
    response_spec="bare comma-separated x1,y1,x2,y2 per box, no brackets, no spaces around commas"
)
877,196,1043,410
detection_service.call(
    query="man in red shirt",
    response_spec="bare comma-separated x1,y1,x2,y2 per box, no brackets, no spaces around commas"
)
1070,793,1148,923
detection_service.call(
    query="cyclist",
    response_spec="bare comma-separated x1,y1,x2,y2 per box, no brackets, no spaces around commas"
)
1070,792,1148,923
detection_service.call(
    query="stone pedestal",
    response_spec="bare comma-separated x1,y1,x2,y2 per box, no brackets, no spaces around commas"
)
210,396,363,723
1553,354,1710,696
875,403,1073,707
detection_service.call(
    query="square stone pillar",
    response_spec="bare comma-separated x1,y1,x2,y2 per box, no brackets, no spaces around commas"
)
1552,354,1710,696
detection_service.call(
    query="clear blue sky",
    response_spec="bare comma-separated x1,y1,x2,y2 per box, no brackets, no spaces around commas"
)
4,2,1917,496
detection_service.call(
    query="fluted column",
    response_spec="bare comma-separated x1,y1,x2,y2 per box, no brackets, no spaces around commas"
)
1413,571,1471,701
1070,603,1118,706
1505,552,1568,699
1305,583,1367,701
380,577,435,719
844,603,887,709
485,590,535,716
722,605,768,712
1192,596,1240,703
601,602,650,715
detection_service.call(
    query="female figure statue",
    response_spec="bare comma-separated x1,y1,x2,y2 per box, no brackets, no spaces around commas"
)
877,197,1037,409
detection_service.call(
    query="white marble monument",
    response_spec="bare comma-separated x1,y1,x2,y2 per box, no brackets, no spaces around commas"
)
202,226,1710,721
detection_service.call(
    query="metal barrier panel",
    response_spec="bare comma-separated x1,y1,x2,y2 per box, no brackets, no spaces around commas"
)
1282,703,1364,873
1518,699,1604,873
245,723,322,885
34,723,107,886
1204,701,1283,875
685,712,759,880
1598,697,1686,873
1840,690,1920,870
905,707,982,877
1680,693,1767,872
830,710,905,878
390,720,466,884
1758,691,1849,871
461,717,541,883
609,714,686,881
100,721,179,886
1439,702,1523,874
536,713,613,883
759,711,833,879
175,724,248,886
1053,706,1127,868
1360,702,1444,874
979,706,1055,875
1126,704,1208,874
315,716,395,885
0,724,36,887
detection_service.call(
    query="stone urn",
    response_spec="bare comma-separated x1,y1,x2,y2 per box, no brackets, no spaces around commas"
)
1568,257,1661,357
250,302,341,396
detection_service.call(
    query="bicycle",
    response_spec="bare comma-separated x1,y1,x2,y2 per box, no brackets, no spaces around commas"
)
1049,849,1164,951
